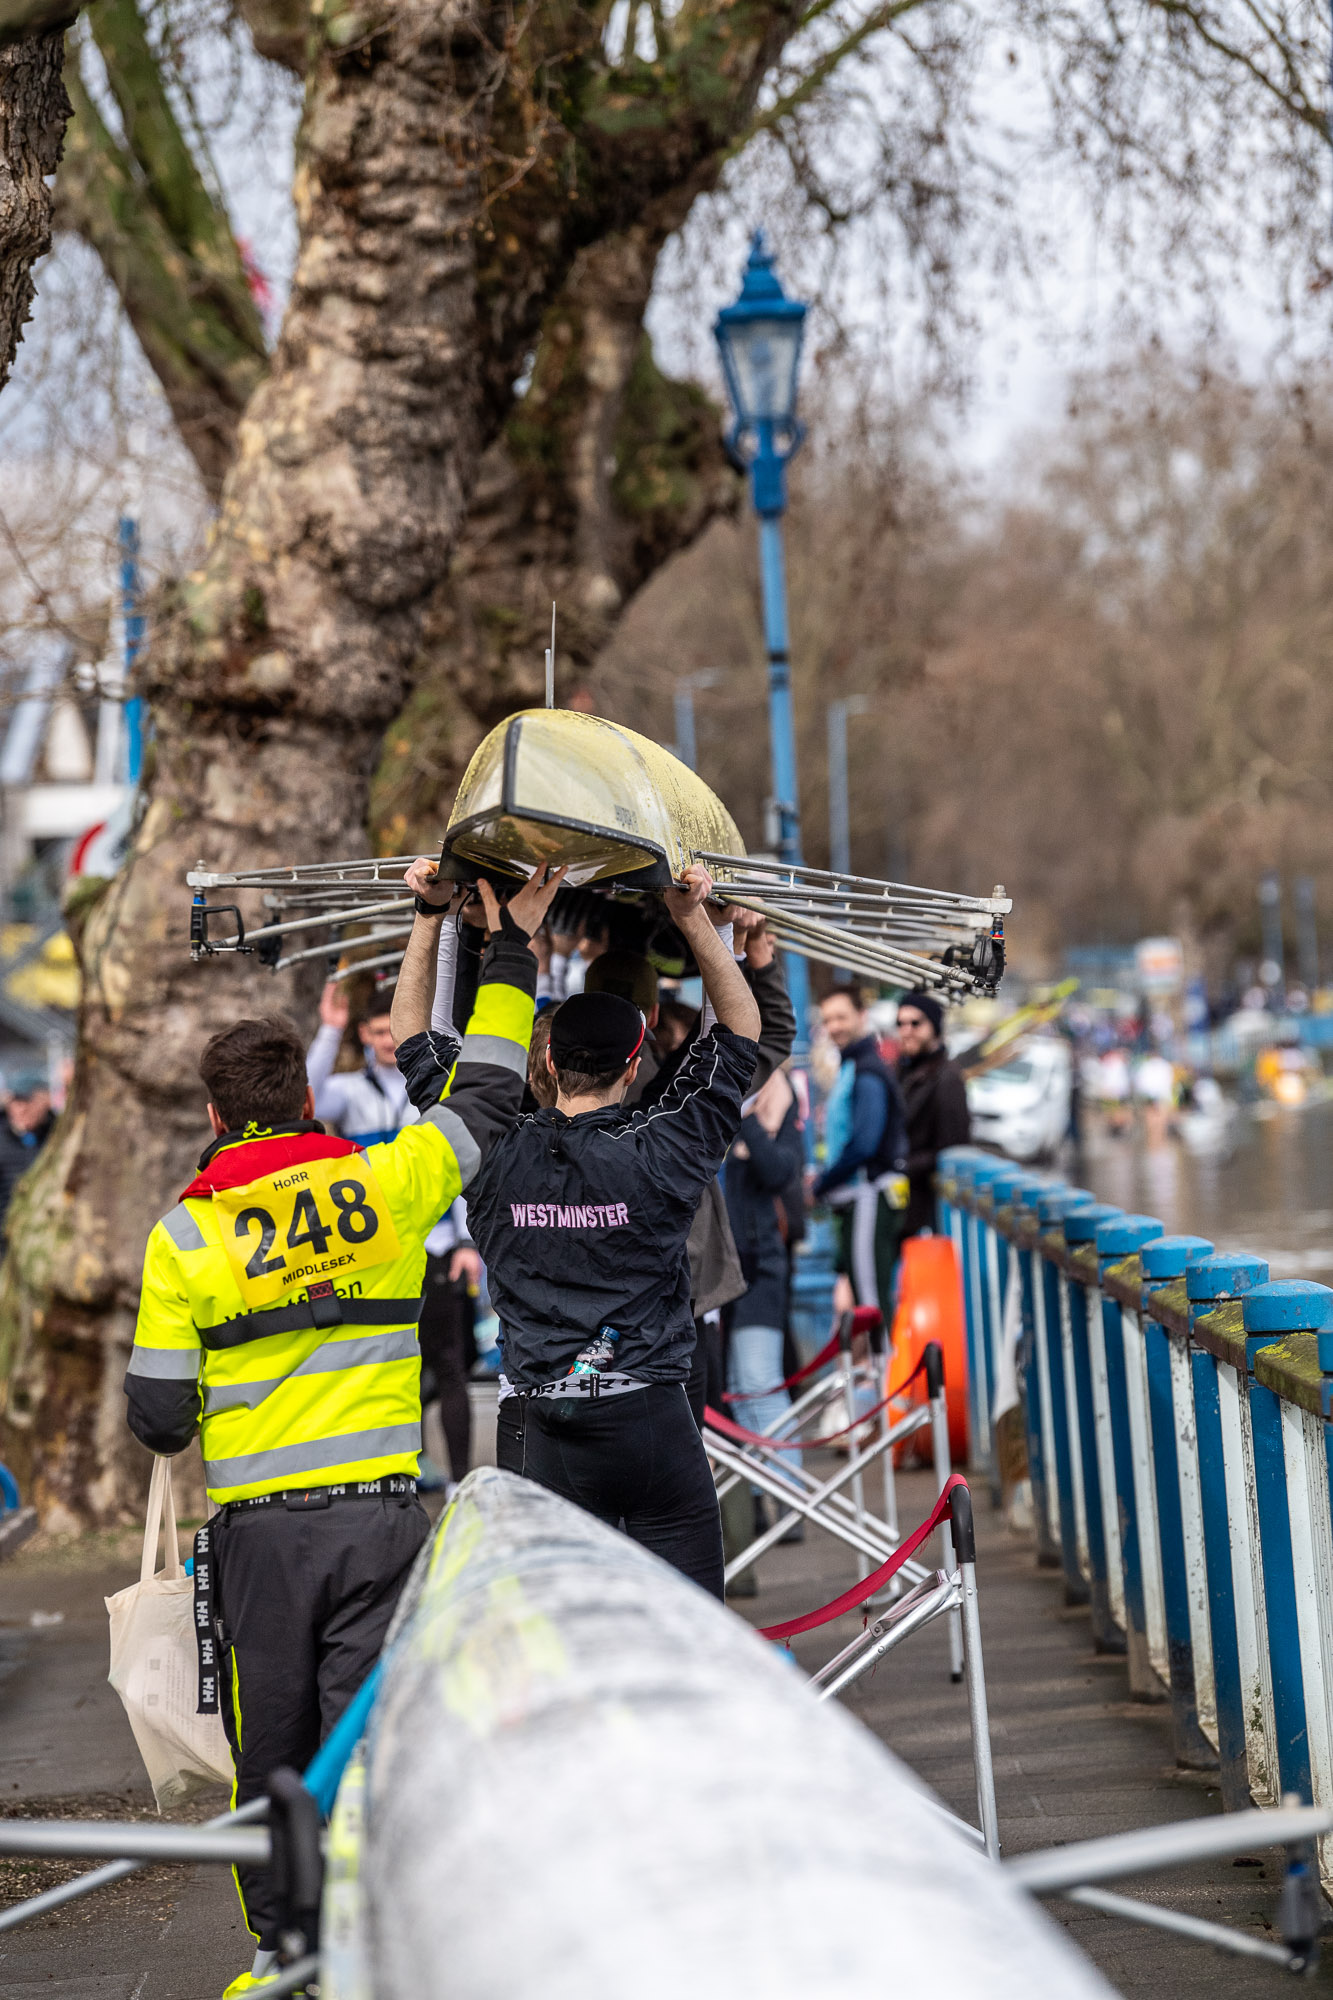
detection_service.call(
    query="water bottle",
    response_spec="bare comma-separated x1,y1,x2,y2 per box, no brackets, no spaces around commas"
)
568,1325,621,1380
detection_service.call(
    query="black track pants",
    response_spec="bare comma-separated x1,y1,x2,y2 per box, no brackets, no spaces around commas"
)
418,1255,476,1481
496,1393,524,1473
522,1382,724,1599
684,1315,725,1431
213,1493,429,1948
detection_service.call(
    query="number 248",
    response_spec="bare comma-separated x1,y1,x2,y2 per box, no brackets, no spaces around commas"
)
236,1181,378,1280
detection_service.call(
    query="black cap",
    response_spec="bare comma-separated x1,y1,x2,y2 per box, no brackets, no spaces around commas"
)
549,992,646,1071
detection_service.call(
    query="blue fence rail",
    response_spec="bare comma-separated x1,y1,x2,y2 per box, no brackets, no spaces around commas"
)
938,1147,1333,1894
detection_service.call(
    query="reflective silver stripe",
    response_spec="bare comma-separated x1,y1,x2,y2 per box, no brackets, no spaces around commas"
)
161,1203,207,1253
204,1424,421,1490
458,1032,527,1078
127,1345,202,1380
424,1103,481,1188
202,1327,420,1415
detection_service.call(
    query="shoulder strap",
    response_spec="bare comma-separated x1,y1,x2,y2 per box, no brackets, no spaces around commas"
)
141,1455,183,1584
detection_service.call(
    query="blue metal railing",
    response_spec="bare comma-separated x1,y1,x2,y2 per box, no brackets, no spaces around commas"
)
939,1146,1333,1894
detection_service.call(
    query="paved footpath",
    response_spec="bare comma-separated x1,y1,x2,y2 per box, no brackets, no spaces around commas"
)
744,1462,1333,1996
2,1418,1331,1994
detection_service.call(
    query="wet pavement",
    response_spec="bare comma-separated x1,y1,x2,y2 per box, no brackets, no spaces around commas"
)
1,1386,1325,1995
1077,1101,1333,1282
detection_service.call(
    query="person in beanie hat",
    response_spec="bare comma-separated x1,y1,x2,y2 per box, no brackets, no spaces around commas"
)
428,863,761,1599
896,989,971,1237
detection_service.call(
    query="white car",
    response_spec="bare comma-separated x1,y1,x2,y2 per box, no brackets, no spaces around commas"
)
965,1037,1072,1164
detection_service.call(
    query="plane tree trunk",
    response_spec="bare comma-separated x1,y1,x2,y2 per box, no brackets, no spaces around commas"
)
372,219,737,850
0,0,509,1528
0,23,69,392
0,0,801,1527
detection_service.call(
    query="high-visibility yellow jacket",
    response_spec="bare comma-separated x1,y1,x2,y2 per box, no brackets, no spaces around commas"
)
125,937,535,1504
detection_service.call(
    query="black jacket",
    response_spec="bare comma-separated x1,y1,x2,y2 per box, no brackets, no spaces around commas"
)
635,955,796,1316
464,1025,759,1388
898,1042,971,1235
723,1097,803,1331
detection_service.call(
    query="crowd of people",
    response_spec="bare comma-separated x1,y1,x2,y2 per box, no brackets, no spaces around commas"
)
117,858,970,1997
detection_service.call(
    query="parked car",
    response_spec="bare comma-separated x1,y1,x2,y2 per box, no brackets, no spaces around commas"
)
965,1037,1072,1163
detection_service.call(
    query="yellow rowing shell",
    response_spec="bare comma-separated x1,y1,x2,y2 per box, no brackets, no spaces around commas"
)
442,709,745,888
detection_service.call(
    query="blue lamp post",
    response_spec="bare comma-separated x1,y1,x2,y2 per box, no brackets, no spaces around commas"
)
715,233,837,1346
714,230,810,1050
118,516,145,786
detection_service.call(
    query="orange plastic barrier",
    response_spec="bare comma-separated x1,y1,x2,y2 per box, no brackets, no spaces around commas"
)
888,1235,969,1465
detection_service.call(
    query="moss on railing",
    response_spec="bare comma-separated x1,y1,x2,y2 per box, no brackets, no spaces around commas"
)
1190,1301,1246,1371
1102,1255,1145,1315
1254,1335,1322,1416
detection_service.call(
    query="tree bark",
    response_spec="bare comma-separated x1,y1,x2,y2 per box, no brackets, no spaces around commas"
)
0,0,509,1528
0,23,69,393
372,219,737,849
0,0,803,1528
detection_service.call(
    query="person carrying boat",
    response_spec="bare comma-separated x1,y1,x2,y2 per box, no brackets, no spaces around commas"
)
587,917,796,1425
411,861,760,1600
122,864,561,1995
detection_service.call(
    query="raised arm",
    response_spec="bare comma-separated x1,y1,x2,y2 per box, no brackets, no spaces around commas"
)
665,865,761,1042
306,982,354,1124
390,870,448,1046
393,859,567,1143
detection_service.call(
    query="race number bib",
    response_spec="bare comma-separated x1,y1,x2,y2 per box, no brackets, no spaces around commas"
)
214,1154,402,1310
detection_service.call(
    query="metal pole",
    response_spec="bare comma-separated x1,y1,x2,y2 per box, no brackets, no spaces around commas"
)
1258,870,1285,997
1005,1803,1333,1893
816,1576,962,1703
0,1822,270,1864
1295,874,1319,993
674,686,698,771
0,1798,268,1936
926,1342,964,1681
1062,1885,1296,1966
837,1314,870,1581
877,1399,898,1540
951,1485,1001,1859
754,493,811,1058
828,698,850,877
118,516,145,786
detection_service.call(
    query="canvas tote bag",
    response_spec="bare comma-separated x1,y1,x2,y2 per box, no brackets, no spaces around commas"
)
106,1456,233,1809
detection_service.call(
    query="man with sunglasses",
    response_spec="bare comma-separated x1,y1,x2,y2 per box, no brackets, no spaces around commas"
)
895,989,971,1237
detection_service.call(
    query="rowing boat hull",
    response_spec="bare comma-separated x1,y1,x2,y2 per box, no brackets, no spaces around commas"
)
321,1469,1114,2000
443,708,745,887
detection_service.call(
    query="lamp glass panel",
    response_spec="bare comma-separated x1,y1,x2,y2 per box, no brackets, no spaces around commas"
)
725,316,802,423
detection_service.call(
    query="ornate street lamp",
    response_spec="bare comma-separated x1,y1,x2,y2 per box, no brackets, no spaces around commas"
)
715,232,838,1317
714,231,811,1038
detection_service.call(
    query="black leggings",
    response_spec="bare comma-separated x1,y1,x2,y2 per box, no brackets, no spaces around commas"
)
521,1382,724,1599
496,1393,523,1474
418,1255,476,1482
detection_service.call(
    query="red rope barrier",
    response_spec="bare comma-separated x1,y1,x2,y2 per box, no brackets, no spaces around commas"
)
706,1348,931,1453
720,1327,842,1404
758,1474,969,1643
720,1307,884,1404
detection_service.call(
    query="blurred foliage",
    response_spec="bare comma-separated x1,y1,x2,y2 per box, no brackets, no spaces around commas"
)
596,354,1333,984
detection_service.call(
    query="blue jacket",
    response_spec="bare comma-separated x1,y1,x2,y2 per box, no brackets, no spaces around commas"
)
814,1036,907,1197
